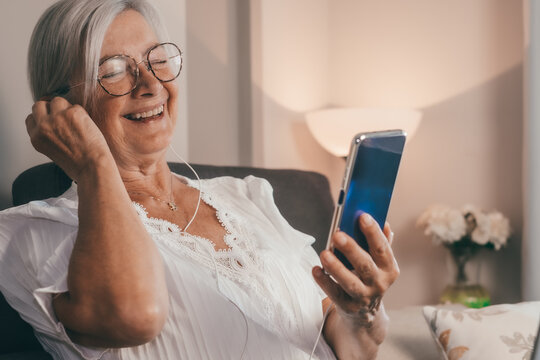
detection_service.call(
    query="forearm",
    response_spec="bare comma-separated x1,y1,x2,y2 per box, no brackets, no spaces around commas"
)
323,301,389,360
55,156,168,344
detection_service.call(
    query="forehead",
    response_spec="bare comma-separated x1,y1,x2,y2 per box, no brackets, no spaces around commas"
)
100,9,159,59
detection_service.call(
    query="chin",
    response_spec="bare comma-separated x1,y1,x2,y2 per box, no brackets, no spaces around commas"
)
133,133,173,155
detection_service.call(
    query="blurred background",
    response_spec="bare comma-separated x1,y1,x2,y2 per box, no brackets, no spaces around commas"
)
0,0,528,308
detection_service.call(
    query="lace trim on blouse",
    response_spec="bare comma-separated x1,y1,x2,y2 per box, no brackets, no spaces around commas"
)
131,178,297,335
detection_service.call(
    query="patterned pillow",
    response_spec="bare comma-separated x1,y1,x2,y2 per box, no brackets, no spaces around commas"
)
423,302,540,360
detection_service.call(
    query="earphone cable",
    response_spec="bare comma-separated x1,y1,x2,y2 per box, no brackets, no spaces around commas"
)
309,302,334,360
169,144,248,359
168,145,201,232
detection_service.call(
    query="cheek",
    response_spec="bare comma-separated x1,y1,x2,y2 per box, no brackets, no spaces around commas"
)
89,94,124,125
169,103,178,124
166,82,179,121
87,95,127,144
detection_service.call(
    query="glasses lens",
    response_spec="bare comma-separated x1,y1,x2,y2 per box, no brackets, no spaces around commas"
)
98,56,137,96
148,43,182,82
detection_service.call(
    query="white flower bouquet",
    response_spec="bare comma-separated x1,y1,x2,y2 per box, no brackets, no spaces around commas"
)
417,204,511,306
416,204,511,251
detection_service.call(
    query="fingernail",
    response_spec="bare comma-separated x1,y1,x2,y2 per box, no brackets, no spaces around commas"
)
361,213,373,226
335,232,347,246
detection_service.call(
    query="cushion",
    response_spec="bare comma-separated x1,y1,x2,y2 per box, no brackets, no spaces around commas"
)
423,302,540,360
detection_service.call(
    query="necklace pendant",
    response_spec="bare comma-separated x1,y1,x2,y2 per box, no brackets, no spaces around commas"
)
168,201,178,211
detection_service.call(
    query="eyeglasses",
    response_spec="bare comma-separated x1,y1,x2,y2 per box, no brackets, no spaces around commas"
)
50,42,183,98
98,42,183,96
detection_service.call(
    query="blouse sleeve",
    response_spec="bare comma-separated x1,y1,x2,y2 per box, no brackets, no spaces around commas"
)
242,176,327,298
0,201,108,359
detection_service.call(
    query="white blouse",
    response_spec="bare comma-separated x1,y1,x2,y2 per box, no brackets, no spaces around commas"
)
0,174,336,359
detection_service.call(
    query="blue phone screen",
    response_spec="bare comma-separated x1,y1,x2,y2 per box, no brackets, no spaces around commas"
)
334,133,405,269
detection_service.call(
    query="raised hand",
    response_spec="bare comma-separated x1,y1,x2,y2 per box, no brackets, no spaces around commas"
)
25,97,112,182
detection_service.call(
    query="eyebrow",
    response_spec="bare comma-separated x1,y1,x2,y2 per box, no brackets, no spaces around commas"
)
99,43,159,64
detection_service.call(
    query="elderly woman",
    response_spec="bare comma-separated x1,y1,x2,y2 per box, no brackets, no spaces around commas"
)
0,0,399,359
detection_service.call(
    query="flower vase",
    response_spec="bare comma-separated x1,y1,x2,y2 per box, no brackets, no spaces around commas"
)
439,241,491,308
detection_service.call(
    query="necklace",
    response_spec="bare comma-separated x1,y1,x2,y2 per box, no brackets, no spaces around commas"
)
128,172,178,211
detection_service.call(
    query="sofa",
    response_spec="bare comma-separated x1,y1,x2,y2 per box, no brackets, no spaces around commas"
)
0,162,441,359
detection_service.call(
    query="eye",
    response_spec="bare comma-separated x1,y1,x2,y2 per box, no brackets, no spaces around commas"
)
149,58,168,69
99,57,130,83
101,70,125,80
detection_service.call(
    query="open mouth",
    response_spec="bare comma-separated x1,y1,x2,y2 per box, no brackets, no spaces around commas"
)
124,104,164,121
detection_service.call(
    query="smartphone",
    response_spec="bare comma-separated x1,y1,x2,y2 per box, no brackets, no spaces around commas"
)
326,130,406,269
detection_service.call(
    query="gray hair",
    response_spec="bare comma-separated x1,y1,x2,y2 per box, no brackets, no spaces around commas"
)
28,0,168,108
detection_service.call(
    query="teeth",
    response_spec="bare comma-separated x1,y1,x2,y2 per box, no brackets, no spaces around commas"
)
128,105,164,120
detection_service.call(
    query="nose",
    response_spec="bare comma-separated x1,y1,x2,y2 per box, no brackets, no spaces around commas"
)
132,60,163,97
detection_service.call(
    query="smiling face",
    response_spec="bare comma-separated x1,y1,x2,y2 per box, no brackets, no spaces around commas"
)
89,9,179,166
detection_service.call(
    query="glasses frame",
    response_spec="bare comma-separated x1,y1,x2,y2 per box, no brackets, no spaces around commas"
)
97,42,183,97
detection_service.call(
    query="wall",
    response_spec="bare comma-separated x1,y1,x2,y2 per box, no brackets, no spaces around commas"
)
0,0,187,211
251,0,524,308
0,1,54,210
523,0,540,301
155,0,189,163
329,0,523,308
249,0,345,188
185,0,245,165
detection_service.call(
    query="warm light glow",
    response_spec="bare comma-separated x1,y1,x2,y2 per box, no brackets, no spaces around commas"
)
305,107,422,157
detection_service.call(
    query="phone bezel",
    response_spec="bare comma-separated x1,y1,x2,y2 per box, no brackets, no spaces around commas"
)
325,129,406,252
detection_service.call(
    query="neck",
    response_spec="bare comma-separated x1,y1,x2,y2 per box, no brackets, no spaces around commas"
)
118,156,172,196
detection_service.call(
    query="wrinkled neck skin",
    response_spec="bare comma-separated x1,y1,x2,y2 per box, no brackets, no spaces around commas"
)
112,145,175,198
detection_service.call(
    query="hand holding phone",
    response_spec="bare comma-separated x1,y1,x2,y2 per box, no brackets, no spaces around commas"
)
326,130,406,269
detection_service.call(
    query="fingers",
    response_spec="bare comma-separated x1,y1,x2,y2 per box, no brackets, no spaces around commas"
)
313,264,371,312
330,232,376,285
356,214,395,270
323,245,374,289
27,97,87,162
48,96,70,114
314,215,400,322
383,222,394,245
25,114,36,133
314,257,381,315
312,266,346,304
29,99,62,142
32,100,49,118
322,215,400,291
381,223,400,274
31,98,70,132
33,96,70,115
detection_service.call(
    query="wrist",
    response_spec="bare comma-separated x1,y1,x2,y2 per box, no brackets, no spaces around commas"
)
347,302,389,345
75,170,123,208
325,302,388,360
74,151,117,185
338,297,384,329
333,301,389,344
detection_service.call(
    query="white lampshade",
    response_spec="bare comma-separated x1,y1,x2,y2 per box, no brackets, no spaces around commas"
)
305,107,422,157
